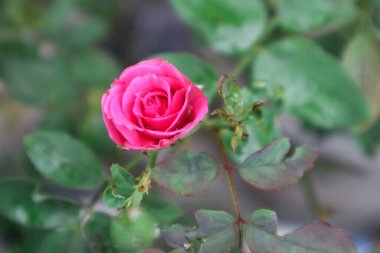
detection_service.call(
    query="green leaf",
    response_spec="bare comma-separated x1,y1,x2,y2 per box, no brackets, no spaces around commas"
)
196,210,234,236
79,110,114,153
111,209,157,251
40,230,87,253
161,224,189,248
102,186,128,209
218,75,244,115
39,0,107,50
0,178,80,229
151,52,218,103
221,87,281,163
238,138,317,191
246,213,357,253
276,0,357,34
169,0,267,54
195,210,237,253
249,209,277,234
110,164,135,197
151,152,219,196
24,131,104,190
71,50,120,88
253,38,370,129
84,212,112,250
3,58,74,107
342,33,380,120
357,117,380,155
143,193,182,224
370,0,380,42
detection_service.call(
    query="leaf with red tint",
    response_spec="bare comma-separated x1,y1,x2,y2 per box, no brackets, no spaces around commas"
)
152,152,219,196
246,209,356,253
195,210,238,253
238,138,317,191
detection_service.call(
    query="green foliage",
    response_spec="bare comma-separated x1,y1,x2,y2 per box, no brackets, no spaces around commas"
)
3,58,74,107
151,52,219,103
253,37,370,129
83,212,112,251
24,131,104,190
238,138,317,191
151,152,219,196
0,178,80,229
161,224,189,248
111,209,157,251
40,230,87,253
246,209,357,253
169,0,267,54
195,210,237,253
110,164,135,197
39,0,107,51
342,32,380,120
1,0,375,252
357,118,380,155
71,50,120,88
275,0,357,33
162,210,237,253
220,87,281,163
218,75,244,116
103,186,128,209
248,209,277,234
142,193,182,225
102,164,137,209
370,0,380,41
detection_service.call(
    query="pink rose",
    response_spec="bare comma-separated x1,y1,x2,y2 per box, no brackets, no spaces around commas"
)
101,58,208,150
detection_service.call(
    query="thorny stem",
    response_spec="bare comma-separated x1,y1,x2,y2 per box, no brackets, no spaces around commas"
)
213,128,244,252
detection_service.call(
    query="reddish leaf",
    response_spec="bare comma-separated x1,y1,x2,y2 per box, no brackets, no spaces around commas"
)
238,138,317,191
246,209,356,253
152,152,219,196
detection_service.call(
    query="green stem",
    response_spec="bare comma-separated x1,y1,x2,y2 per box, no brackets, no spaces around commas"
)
146,151,158,169
301,174,326,219
130,151,158,208
202,118,233,130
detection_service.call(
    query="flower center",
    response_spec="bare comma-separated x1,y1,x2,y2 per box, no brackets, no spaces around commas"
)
142,92,168,117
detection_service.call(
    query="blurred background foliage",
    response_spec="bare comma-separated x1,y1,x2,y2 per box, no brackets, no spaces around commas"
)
1,0,380,252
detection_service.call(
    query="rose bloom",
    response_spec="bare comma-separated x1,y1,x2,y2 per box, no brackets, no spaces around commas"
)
101,58,208,150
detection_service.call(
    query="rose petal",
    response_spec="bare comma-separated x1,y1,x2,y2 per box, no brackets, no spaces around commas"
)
115,124,156,148
119,59,166,84
102,113,126,145
166,86,191,131
122,75,171,116
168,87,187,114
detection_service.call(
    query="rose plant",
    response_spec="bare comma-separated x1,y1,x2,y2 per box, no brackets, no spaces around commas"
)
97,57,356,252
